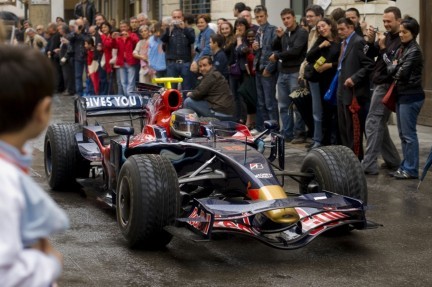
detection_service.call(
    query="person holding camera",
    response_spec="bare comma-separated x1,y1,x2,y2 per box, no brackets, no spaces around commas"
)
67,18,88,96
161,9,196,92
361,7,403,175
113,20,139,96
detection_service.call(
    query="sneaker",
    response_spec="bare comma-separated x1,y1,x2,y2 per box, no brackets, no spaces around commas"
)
394,169,418,180
250,129,260,136
388,168,402,177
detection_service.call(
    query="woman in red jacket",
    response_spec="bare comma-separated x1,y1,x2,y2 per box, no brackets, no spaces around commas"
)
99,21,114,94
113,20,139,96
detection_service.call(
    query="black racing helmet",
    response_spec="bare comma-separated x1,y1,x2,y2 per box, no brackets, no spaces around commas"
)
170,109,201,139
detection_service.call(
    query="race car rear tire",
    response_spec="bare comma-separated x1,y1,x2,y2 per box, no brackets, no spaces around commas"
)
44,123,90,190
116,154,180,249
300,145,367,204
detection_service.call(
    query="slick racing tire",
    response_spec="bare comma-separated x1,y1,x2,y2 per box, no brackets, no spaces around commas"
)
116,154,180,249
300,145,367,204
44,123,90,190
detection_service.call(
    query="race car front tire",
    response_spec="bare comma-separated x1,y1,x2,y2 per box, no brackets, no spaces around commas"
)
116,154,180,249
300,145,367,204
44,123,90,190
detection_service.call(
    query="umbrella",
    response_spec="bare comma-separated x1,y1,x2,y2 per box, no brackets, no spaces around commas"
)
349,95,361,157
0,11,20,24
418,146,432,190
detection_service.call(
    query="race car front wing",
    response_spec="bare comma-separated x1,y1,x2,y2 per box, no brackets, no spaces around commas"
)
174,192,380,250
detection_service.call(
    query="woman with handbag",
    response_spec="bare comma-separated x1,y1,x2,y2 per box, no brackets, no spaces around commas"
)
228,17,249,124
305,18,341,149
387,16,424,180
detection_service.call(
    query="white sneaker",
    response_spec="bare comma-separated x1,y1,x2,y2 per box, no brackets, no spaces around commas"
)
250,129,260,136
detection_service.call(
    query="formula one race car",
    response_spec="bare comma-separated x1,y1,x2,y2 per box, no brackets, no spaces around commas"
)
44,79,377,250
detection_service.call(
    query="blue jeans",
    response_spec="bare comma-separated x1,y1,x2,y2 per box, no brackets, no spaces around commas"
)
119,63,137,96
183,97,212,117
396,99,424,177
255,72,278,132
166,61,195,92
74,60,85,96
99,67,108,95
309,81,322,143
277,72,305,139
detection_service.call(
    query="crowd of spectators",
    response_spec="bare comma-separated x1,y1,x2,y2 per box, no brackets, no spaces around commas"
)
1,1,425,179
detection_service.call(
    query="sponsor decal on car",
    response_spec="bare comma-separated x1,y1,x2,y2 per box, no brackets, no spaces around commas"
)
255,173,273,179
85,95,143,110
250,163,264,170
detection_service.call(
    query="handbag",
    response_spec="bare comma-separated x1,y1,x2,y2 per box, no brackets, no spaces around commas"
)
382,81,397,112
324,70,339,105
303,62,316,81
229,62,242,77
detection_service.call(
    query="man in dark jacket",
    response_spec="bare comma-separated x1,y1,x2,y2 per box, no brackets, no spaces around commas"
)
161,9,196,91
184,56,235,117
58,23,75,96
74,0,96,26
46,22,64,93
362,7,402,175
270,8,308,142
336,18,374,160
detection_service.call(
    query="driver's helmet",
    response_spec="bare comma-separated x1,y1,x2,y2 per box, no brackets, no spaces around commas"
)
170,109,201,139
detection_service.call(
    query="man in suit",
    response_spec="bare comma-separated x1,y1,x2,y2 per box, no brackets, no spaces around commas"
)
336,18,374,160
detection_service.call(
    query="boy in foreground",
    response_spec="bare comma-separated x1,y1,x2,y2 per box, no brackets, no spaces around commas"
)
0,45,69,286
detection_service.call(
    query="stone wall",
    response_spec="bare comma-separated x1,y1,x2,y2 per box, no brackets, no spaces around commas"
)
28,4,50,27
324,0,397,31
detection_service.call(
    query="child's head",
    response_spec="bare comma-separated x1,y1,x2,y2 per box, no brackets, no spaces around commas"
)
0,45,54,138
210,33,224,51
246,29,256,44
84,36,95,50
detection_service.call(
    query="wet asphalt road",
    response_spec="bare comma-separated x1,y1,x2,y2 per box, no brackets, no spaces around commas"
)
29,95,432,287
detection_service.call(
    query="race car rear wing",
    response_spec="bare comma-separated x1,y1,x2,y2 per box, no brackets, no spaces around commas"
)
74,94,150,125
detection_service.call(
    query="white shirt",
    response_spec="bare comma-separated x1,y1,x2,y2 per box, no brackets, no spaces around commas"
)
0,141,68,287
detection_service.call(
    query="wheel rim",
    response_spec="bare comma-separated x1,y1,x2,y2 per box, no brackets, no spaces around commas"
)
118,177,132,228
45,139,52,177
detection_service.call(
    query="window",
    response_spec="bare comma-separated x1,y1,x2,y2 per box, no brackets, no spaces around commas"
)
291,0,312,19
181,0,211,15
